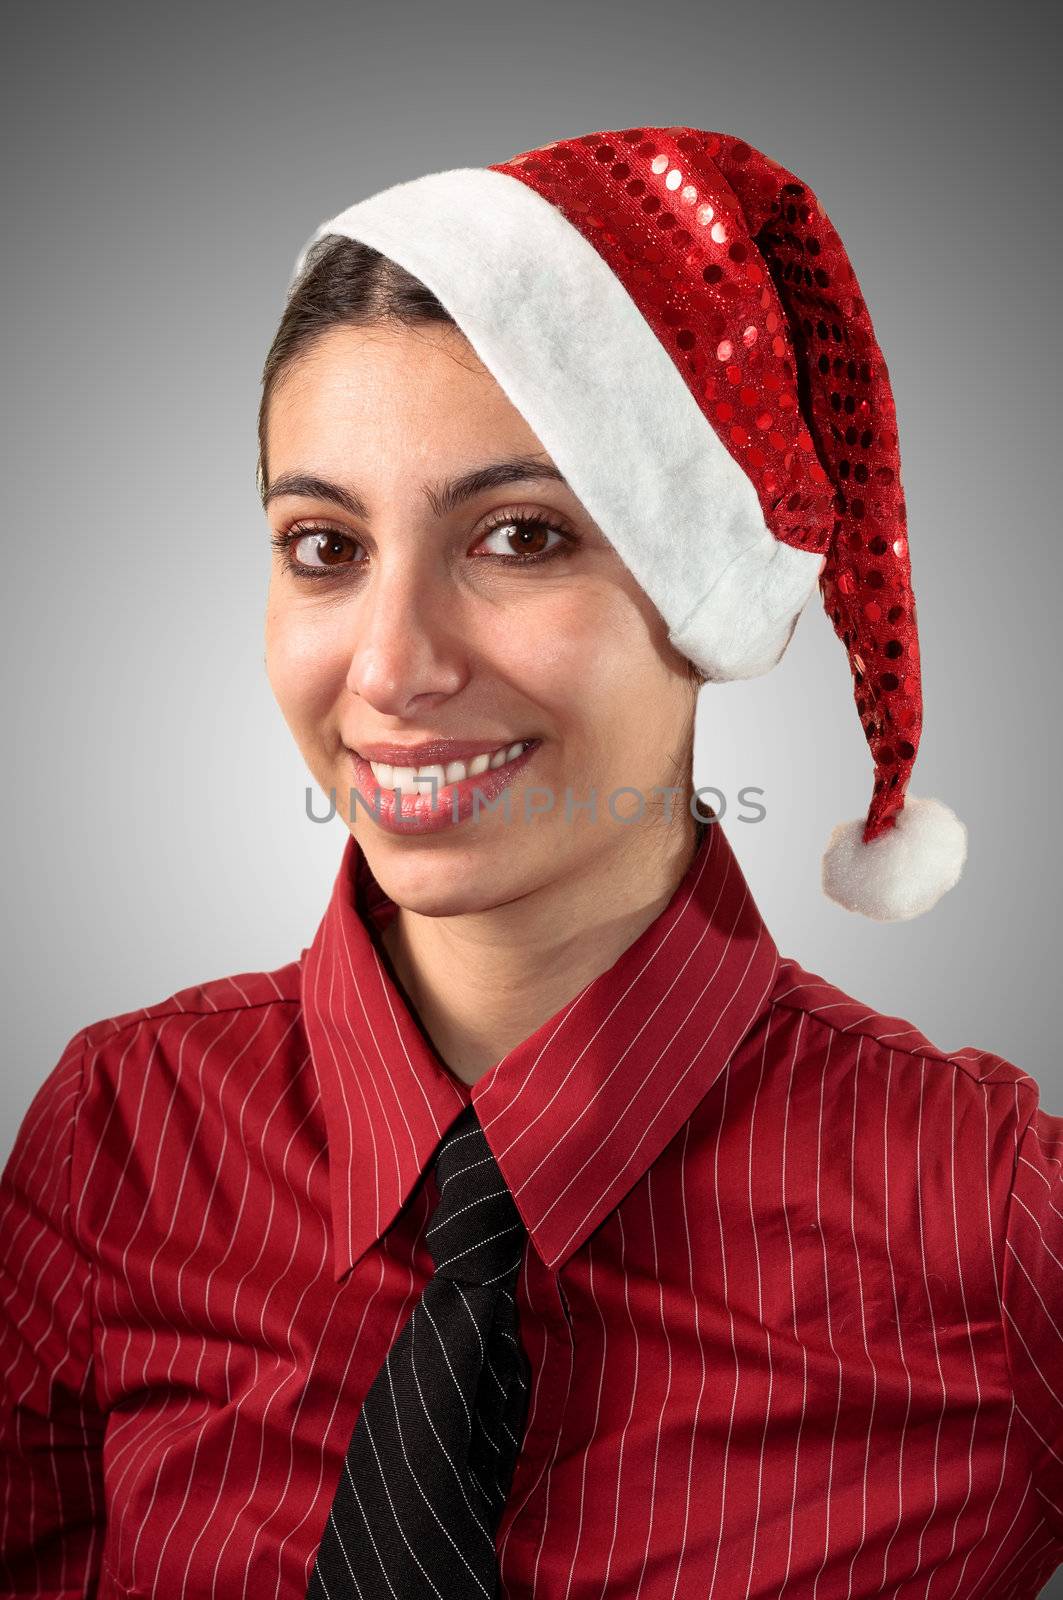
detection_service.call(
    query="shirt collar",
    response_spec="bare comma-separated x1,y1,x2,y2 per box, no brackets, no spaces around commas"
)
302,823,781,1283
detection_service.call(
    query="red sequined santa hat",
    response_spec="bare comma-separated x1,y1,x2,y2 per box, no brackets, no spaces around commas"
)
289,126,968,921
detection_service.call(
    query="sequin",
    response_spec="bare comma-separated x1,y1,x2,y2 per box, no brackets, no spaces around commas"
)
491,126,921,842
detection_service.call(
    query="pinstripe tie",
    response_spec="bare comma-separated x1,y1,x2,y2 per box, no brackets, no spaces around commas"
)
306,1100,532,1599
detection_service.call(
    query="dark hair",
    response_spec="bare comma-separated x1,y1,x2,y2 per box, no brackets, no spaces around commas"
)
257,234,457,499
257,234,708,700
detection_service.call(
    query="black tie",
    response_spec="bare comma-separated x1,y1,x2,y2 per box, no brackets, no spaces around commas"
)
306,1100,533,1598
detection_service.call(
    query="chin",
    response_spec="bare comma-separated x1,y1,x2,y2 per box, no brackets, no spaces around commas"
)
381,869,520,921
370,824,538,895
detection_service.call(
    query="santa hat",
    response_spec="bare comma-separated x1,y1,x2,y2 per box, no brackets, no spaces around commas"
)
289,127,968,922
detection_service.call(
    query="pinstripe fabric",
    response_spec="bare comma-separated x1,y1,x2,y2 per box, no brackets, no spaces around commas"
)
306,1100,531,1597
2,821,1062,1597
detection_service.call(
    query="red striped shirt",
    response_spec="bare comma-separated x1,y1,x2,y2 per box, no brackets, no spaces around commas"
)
3,822,1062,1597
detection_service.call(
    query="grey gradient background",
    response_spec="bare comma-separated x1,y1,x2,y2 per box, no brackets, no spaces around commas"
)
3,1,1061,1582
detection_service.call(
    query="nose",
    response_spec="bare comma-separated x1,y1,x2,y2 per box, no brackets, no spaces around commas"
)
344,556,468,717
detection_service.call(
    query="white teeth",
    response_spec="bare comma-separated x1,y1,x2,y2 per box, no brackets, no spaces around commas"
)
402,763,445,789
367,740,532,789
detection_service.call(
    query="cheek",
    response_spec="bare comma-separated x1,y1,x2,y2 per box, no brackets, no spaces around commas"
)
540,592,687,770
264,596,348,725
525,592,669,767
521,583,643,678
538,585,664,707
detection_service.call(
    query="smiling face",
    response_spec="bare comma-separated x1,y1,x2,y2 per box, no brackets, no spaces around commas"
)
263,319,700,914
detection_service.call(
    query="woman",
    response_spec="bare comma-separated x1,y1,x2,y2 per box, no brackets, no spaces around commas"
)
2,126,1061,1598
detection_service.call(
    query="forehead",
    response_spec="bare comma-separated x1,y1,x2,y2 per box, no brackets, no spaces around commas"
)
267,322,543,464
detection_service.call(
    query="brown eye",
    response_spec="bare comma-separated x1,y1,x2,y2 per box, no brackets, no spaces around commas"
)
476,514,571,561
290,529,361,569
270,525,365,579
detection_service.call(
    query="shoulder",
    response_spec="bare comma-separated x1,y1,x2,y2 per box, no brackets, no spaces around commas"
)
765,952,1038,1101
73,956,305,1054
36,955,309,1144
9,956,315,1229
755,952,1057,1205
1,956,321,1376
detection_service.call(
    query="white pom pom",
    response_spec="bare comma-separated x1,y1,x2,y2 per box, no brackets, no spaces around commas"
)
821,792,968,922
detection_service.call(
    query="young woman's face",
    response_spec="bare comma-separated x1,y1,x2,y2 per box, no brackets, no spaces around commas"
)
264,321,699,909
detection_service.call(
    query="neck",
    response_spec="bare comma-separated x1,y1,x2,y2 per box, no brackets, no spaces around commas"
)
378,816,707,1089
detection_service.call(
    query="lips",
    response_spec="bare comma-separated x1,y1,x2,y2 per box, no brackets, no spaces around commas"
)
350,737,537,766
347,740,541,836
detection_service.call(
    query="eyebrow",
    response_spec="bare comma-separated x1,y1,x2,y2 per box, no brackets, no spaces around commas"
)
261,455,570,520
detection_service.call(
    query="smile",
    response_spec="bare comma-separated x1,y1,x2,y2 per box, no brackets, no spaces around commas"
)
366,740,535,790
347,740,542,836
